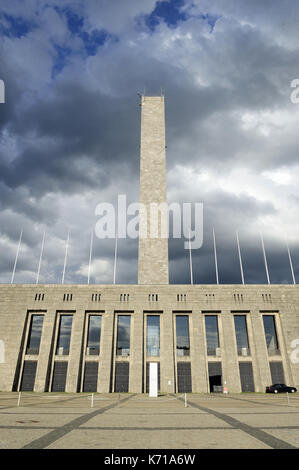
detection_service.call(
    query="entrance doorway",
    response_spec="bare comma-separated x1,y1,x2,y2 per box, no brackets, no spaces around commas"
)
208,362,222,392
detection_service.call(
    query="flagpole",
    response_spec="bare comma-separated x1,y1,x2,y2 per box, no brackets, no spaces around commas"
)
36,231,45,284
62,231,69,285
213,228,219,285
286,238,296,285
87,230,93,285
260,232,270,285
236,231,245,285
188,228,193,285
11,229,23,284
113,231,118,285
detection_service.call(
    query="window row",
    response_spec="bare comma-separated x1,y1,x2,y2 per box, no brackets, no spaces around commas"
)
25,313,281,359
19,358,286,394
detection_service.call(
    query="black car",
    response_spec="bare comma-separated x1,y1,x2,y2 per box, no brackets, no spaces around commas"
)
266,384,297,393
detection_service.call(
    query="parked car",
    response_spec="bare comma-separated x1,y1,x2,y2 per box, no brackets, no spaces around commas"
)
266,384,297,393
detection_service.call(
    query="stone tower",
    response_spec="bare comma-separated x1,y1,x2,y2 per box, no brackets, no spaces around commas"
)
138,95,169,285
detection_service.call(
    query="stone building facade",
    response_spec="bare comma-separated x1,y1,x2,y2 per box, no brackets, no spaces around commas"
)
0,96,299,394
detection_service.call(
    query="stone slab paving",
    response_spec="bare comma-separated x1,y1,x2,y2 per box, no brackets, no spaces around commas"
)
46,428,270,449
0,392,298,449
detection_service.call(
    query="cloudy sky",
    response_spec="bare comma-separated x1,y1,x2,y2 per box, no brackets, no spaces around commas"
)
1,0,299,285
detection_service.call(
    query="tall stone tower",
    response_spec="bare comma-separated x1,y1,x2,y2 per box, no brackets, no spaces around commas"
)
138,95,169,285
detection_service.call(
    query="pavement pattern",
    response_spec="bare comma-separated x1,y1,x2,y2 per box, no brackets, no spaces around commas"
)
0,392,299,449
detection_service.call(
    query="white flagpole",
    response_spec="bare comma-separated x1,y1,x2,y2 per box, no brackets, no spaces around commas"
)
11,228,23,284
62,231,69,285
236,231,245,285
213,228,219,285
286,239,296,285
188,228,193,285
36,231,45,284
87,230,93,285
113,231,118,285
260,232,270,285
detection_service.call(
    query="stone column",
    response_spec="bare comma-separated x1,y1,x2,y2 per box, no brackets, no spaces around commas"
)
66,310,85,392
98,311,114,393
250,311,272,391
220,311,241,393
34,309,56,392
275,313,293,386
160,310,175,393
129,311,143,393
190,311,209,393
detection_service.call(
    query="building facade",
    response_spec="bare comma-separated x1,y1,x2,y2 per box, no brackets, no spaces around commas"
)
0,96,299,394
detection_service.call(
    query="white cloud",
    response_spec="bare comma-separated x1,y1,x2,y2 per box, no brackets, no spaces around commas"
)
76,258,112,283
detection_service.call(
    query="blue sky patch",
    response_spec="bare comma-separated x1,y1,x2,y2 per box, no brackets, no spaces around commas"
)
199,13,221,32
60,7,117,56
143,0,188,31
79,29,113,56
0,13,35,38
64,9,84,35
52,44,72,78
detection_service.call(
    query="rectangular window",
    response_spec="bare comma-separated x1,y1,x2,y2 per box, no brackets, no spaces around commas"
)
177,362,192,393
83,362,98,392
205,315,219,356
263,315,279,355
234,315,250,356
51,361,68,392
146,316,160,357
239,362,255,392
270,362,285,384
114,362,129,392
56,315,73,355
26,315,44,355
116,315,131,356
20,361,37,391
176,315,190,356
86,315,102,355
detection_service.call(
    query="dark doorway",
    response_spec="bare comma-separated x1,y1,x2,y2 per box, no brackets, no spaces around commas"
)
208,362,222,392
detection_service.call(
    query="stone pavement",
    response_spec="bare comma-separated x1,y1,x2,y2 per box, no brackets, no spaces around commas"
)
0,392,299,449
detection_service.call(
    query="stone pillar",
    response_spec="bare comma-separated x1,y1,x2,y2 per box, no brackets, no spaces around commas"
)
220,312,242,393
160,310,175,392
250,311,272,392
34,309,56,392
190,311,209,393
98,311,114,393
130,311,143,393
275,313,293,386
66,310,85,392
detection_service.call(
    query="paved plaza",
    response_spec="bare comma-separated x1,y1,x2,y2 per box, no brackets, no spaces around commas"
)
0,392,299,449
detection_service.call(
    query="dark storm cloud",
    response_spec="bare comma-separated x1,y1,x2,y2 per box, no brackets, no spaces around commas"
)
0,84,137,194
0,0,299,284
